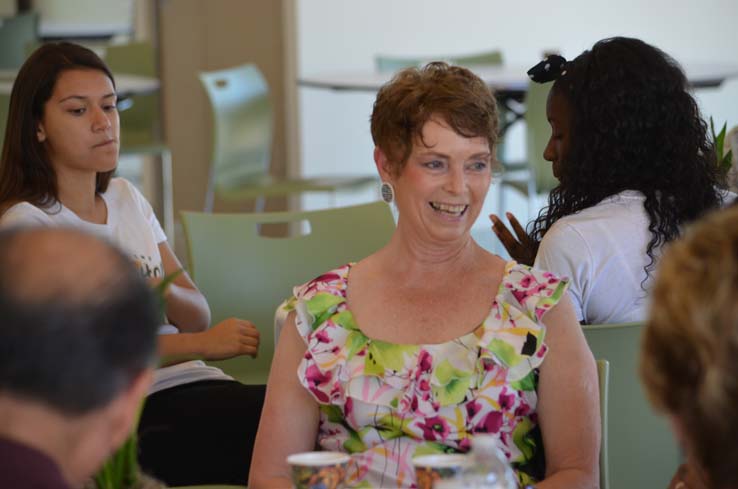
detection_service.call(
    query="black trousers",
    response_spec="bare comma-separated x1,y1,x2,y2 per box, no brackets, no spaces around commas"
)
137,380,266,486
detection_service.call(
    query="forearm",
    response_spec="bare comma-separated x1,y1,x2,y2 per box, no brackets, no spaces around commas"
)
163,283,211,332
536,468,598,489
157,333,204,366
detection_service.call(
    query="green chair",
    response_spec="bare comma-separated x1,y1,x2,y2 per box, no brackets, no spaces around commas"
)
597,359,610,489
104,41,173,239
497,81,558,217
199,64,377,212
0,11,38,69
374,49,503,73
375,55,426,73
583,323,680,489
181,201,395,384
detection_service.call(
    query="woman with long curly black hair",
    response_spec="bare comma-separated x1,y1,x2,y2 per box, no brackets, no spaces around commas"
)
491,37,725,324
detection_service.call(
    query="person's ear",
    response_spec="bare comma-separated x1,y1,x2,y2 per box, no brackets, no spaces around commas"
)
374,147,394,182
106,368,153,450
36,122,47,143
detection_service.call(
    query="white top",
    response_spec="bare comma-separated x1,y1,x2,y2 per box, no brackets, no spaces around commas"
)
0,177,231,393
534,190,652,324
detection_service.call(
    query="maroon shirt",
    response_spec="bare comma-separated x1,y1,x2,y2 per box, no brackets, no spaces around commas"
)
0,437,70,489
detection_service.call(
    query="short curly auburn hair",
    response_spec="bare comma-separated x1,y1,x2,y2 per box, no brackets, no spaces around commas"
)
641,206,738,489
370,61,498,176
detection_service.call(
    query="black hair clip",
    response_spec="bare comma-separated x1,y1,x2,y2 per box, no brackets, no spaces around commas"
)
527,54,568,83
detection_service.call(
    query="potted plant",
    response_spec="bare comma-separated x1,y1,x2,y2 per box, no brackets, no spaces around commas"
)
710,117,734,187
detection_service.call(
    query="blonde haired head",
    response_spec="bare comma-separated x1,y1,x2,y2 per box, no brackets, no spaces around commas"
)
641,205,738,488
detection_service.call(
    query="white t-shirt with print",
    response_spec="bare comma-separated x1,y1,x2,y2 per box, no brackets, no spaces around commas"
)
2,177,166,279
0,177,231,393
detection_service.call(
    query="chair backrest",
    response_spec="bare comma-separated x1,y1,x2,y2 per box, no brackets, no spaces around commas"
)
181,201,396,384
199,64,273,197
596,359,610,489
375,49,503,73
104,41,162,148
524,81,558,194
449,50,503,67
375,55,424,73
583,322,680,489
0,12,38,69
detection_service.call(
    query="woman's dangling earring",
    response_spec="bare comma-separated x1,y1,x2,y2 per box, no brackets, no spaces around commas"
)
380,181,395,204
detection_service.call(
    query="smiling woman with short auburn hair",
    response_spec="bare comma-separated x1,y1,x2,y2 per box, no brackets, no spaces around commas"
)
250,62,599,489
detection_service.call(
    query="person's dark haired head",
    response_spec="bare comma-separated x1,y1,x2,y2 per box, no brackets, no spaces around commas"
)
0,42,117,213
0,227,159,416
530,37,723,276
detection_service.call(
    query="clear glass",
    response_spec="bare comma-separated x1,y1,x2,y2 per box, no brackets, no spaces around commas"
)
459,435,518,489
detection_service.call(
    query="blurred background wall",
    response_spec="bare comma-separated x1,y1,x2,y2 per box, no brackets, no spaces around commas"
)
296,0,738,236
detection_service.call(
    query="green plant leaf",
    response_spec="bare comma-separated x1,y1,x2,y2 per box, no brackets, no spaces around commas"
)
709,117,733,188
721,150,733,173
154,268,184,322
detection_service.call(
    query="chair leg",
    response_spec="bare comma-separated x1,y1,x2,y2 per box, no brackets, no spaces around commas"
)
254,195,266,212
161,150,174,242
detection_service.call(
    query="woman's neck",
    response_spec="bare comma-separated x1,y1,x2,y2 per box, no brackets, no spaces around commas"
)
55,169,106,224
378,225,482,285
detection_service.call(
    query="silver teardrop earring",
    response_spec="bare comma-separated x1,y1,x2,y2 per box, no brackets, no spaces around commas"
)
380,181,395,204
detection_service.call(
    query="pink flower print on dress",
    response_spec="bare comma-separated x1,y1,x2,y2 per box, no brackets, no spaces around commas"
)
303,272,343,296
315,329,331,343
477,410,503,434
458,437,472,452
417,350,433,375
419,415,451,441
515,403,531,417
304,363,333,403
466,399,483,419
498,389,516,410
291,262,565,487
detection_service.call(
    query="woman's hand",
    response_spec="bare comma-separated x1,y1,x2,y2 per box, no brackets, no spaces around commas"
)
158,318,260,366
200,318,260,360
489,212,538,265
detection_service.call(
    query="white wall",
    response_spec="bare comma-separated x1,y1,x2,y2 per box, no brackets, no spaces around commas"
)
295,0,738,246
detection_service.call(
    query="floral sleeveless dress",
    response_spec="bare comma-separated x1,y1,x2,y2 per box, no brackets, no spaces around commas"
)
282,261,569,488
